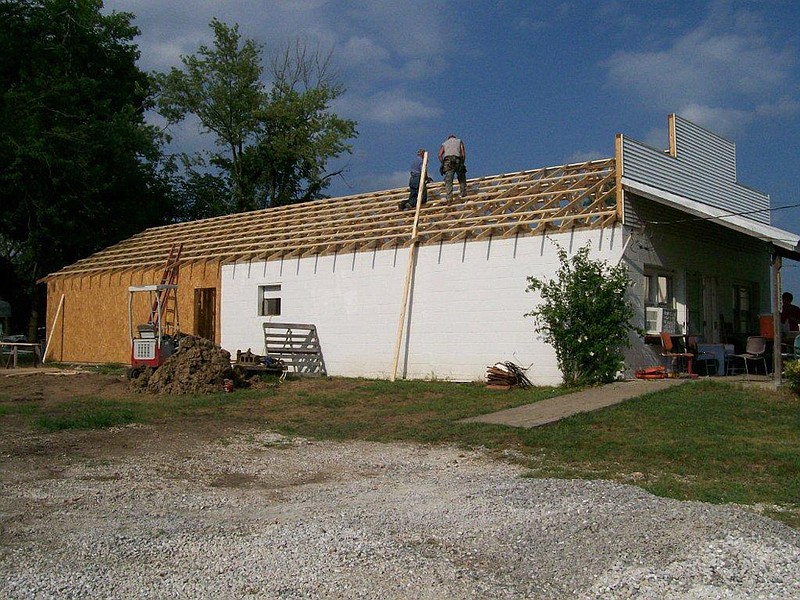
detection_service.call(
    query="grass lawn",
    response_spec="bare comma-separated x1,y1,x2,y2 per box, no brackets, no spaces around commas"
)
4,374,799,528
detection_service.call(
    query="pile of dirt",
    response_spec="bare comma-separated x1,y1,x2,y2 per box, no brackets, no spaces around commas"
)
131,336,238,395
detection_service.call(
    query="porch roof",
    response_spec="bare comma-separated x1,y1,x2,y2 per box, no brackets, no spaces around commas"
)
621,177,800,262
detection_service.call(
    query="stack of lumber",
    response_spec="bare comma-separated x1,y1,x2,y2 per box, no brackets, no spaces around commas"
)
485,362,533,390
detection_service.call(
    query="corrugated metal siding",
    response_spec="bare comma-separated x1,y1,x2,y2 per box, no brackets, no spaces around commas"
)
623,194,643,229
622,115,770,225
674,118,736,182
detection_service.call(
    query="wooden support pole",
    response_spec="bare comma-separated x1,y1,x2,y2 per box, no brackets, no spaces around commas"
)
42,293,65,363
772,252,782,386
391,152,429,381
614,134,624,222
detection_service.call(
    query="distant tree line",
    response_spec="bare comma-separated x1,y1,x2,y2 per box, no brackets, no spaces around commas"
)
0,0,358,338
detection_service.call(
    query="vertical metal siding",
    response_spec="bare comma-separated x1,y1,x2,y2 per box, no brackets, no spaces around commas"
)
622,115,770,225
674,118,737,182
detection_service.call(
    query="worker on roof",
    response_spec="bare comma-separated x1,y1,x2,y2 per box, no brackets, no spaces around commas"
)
438,134,467,202
399,148,432,211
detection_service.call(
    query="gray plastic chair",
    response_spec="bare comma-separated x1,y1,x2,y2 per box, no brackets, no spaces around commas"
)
727,336,767,379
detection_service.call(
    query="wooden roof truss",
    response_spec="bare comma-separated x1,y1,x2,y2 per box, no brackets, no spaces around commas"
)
47,158,618,279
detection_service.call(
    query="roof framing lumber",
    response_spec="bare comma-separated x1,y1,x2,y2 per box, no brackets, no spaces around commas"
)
45,158,618,280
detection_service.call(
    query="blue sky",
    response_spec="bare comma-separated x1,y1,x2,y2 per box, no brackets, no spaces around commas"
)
103,0,800,281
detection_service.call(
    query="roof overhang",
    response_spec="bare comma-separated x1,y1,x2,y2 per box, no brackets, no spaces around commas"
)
622,177,800,262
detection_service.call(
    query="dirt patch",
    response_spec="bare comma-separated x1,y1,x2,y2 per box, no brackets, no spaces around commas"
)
0,370,130,405
131,336,237,395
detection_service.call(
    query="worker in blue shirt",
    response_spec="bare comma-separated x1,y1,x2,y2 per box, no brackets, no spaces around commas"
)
399,149,432,211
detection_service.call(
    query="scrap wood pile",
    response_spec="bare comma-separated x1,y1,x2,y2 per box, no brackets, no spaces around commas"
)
485,361,533,390
233,348,288,382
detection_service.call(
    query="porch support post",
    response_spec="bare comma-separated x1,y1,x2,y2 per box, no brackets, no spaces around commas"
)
614,134,624,221
772,251,782,386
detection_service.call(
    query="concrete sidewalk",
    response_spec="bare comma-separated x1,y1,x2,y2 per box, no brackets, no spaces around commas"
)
461,378,687,429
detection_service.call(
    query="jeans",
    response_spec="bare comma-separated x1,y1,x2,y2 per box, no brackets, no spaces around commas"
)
407,171,427,207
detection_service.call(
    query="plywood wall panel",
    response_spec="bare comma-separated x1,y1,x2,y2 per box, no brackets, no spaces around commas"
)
45,262,220,364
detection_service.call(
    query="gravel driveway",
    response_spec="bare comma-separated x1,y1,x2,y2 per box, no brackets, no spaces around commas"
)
2,425,799,599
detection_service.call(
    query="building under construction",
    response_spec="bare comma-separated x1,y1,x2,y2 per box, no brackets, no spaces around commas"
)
42,115,800,384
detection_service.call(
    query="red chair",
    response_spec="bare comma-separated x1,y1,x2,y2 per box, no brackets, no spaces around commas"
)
660,332,694,376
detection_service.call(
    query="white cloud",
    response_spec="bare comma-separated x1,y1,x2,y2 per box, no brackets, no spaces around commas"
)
338,91,442,125
642,127,668,150
677,104,751,137
339,1,451,60
567,150,608,163
604,3,796,134
340,36,391,66
756,96,800,119
104,0,453,131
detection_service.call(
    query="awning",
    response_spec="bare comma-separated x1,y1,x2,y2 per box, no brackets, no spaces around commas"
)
622,177,800,261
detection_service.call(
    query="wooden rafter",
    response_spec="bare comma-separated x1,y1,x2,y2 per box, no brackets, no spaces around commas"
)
44,158,618,280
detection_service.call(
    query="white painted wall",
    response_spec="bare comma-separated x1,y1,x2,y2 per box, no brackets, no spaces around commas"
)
221,225,624,385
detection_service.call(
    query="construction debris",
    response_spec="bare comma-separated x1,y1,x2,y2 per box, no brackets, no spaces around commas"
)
130,336,239,395
485,362,533,390
233,348,288,381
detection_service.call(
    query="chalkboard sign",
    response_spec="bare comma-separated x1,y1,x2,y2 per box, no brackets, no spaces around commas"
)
661,308,679,334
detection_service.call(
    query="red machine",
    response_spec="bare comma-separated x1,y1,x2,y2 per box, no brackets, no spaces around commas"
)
127,244,182,378
128,283,179,374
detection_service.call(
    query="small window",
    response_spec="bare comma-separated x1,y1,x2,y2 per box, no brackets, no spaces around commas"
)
259,284,282,316
644,271,673,308
644,269,675,334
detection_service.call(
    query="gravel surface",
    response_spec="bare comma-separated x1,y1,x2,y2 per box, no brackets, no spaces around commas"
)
2,426,799,599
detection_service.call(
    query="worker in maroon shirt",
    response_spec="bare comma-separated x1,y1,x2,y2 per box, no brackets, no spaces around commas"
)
780,292,800,331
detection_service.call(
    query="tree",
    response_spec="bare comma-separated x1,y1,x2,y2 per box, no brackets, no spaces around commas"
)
156,19,262,213
248,39,357,207
245,75,357,207
156,22,357,214
0,0,174,338
526,242,637,386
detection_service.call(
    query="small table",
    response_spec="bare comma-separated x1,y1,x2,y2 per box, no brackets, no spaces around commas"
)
0,342,42,368
697,343,734,376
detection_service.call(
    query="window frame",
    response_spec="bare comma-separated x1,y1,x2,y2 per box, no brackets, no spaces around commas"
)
258,284,282,317
643,268,675,310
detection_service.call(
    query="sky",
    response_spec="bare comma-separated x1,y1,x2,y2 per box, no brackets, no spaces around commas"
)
102,0,800,283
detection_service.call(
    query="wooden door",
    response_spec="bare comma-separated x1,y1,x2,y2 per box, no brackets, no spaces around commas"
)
686,273,719,342
193,288,216,342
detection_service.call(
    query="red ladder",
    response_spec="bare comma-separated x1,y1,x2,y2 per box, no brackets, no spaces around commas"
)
149,243,183,335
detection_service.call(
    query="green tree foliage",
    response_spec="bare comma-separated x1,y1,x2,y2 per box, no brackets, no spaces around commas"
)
156,19,261,214
0,0,174,337
526,243,637,386
156,22,357,214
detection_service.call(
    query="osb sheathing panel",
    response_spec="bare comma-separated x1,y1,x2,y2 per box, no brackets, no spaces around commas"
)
45,262,220,364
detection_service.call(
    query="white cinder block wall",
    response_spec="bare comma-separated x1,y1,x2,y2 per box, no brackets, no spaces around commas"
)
221,225,624,385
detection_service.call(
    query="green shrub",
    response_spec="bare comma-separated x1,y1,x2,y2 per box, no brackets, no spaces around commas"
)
784,359,800,393
526,242,637,386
